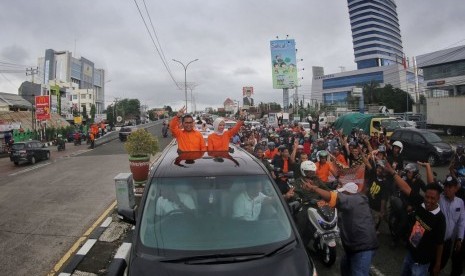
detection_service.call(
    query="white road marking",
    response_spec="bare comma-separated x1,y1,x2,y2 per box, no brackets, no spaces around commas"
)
9,162,51,176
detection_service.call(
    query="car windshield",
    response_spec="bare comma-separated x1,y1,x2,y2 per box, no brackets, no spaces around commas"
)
422,132,442,143
139,175,292,252
11,143,26,150
381,119,400,130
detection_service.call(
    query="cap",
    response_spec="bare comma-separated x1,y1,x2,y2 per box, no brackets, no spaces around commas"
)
337,182,358,194
297,145,304,149
443,175,459,187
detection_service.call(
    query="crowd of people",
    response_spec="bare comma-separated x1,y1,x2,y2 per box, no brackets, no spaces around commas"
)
168,107,465,276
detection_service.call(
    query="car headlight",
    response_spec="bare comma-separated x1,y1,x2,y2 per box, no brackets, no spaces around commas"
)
434,146,443,153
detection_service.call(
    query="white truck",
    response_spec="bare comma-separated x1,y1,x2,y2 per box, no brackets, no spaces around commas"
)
426,96,465,135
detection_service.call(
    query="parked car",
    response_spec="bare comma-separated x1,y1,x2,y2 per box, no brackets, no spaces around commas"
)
9,140,50,166
119,126,137,141
396,120,417,129
118,142,317,276
390,128,453,166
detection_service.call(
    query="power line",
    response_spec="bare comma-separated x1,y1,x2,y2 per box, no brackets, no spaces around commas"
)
132,0,180,89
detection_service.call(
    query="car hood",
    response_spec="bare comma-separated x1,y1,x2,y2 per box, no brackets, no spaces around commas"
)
128,247,312,276
431,141,452,150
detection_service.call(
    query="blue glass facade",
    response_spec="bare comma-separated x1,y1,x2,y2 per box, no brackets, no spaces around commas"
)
323,71,384,90
348,0,404,69
323,91,350,105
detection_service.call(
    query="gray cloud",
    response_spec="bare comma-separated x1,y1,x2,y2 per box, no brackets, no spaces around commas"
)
1,0,464,111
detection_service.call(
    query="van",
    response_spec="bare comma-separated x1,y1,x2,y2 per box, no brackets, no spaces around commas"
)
118,142,317,276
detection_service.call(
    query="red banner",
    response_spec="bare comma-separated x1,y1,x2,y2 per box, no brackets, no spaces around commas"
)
35,95,51,120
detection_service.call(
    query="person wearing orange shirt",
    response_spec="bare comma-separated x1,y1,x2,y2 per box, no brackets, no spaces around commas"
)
207,116,244,151
169,106,207,152
333,146,349,168
315,150,338,183
264,142,279,160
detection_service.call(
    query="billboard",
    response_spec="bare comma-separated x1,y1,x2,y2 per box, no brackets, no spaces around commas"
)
35,96,51,120
242,86,254,107
270,39,298,89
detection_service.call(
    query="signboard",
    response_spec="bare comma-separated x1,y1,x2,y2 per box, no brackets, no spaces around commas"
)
74,116,83,125
242,86,254,108
352,87,363,97
94,114,107,123
35,96,51,120
270,39,298,89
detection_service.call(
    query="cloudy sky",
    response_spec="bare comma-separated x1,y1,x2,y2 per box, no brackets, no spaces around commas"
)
1,0,464,112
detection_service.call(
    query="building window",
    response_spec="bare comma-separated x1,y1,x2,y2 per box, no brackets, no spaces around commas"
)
88,94,92,99
422,60,465,80
323,71,384,90
73,95,78,100
81,94,86,99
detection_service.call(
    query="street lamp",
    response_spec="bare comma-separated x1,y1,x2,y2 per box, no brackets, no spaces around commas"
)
172,58,199,113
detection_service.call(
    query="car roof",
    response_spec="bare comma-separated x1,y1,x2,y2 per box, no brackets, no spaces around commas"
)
149,142,268,178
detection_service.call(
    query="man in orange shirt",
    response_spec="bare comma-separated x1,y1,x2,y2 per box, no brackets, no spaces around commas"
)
169,106,206,152
315,150,338,183
207,115,244,151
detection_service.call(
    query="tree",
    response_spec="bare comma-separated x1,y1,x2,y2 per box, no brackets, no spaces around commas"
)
90,104,96,123
82,105,88,121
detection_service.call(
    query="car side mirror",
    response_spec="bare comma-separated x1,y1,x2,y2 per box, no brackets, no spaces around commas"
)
117,208,136,225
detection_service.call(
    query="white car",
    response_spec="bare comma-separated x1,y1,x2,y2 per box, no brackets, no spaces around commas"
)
397,120,417,129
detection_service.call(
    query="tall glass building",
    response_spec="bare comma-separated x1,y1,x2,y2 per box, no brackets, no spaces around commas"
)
348,0,404,69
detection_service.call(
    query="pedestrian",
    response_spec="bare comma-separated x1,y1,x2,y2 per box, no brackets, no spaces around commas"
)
384,161,446,276
437,175,464,276
169,106,206,152
303,180,378,275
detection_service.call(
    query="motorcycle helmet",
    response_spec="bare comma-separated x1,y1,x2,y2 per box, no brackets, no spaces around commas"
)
392,141,403,153
404,163,419,177
317,150,329,162
300,160,317,177
267,142,275,149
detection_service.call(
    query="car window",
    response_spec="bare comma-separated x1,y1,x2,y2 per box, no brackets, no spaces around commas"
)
399,131,412,142
412,133,425,144
11,143,25,150
139,175,292,251
422,132,442,143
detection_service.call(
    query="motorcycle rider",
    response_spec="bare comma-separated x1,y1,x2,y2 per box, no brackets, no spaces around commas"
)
390,163,426,247
387,141,404,173
293,161,332,245
315,150,339,183
264,141,278,160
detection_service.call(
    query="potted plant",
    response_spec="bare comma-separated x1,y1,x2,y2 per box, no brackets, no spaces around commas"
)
124,128,159,186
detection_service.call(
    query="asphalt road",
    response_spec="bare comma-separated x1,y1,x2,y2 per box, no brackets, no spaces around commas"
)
0,121,169,276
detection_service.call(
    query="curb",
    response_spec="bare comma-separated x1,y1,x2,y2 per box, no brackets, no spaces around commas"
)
58,217,113,276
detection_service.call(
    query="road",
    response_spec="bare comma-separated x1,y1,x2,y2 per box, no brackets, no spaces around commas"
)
0,121,169,276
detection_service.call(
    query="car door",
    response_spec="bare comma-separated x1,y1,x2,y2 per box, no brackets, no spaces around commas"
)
411,133,429,162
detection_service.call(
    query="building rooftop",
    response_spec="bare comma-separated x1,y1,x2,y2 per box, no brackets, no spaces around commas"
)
0,92,33,110
417,45,465,68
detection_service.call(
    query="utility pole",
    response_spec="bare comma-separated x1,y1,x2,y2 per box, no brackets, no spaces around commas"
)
26,67,39,83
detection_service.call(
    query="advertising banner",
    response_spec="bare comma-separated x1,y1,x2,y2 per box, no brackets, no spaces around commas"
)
270,39,298,89
242,86,254,108
35,95,51,120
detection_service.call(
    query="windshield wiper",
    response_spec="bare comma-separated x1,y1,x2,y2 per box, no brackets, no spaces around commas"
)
265,240,296,257
160,252,267,264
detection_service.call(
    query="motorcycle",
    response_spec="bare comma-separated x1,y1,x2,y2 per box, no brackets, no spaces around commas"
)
162,124,168,138
291,197,338,266
57,138,66,151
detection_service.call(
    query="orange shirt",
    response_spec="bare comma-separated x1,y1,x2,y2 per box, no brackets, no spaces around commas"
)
207,121,243,151
316,162,331,182
336,153,348,167
264,148,279,160
169,116,207,152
